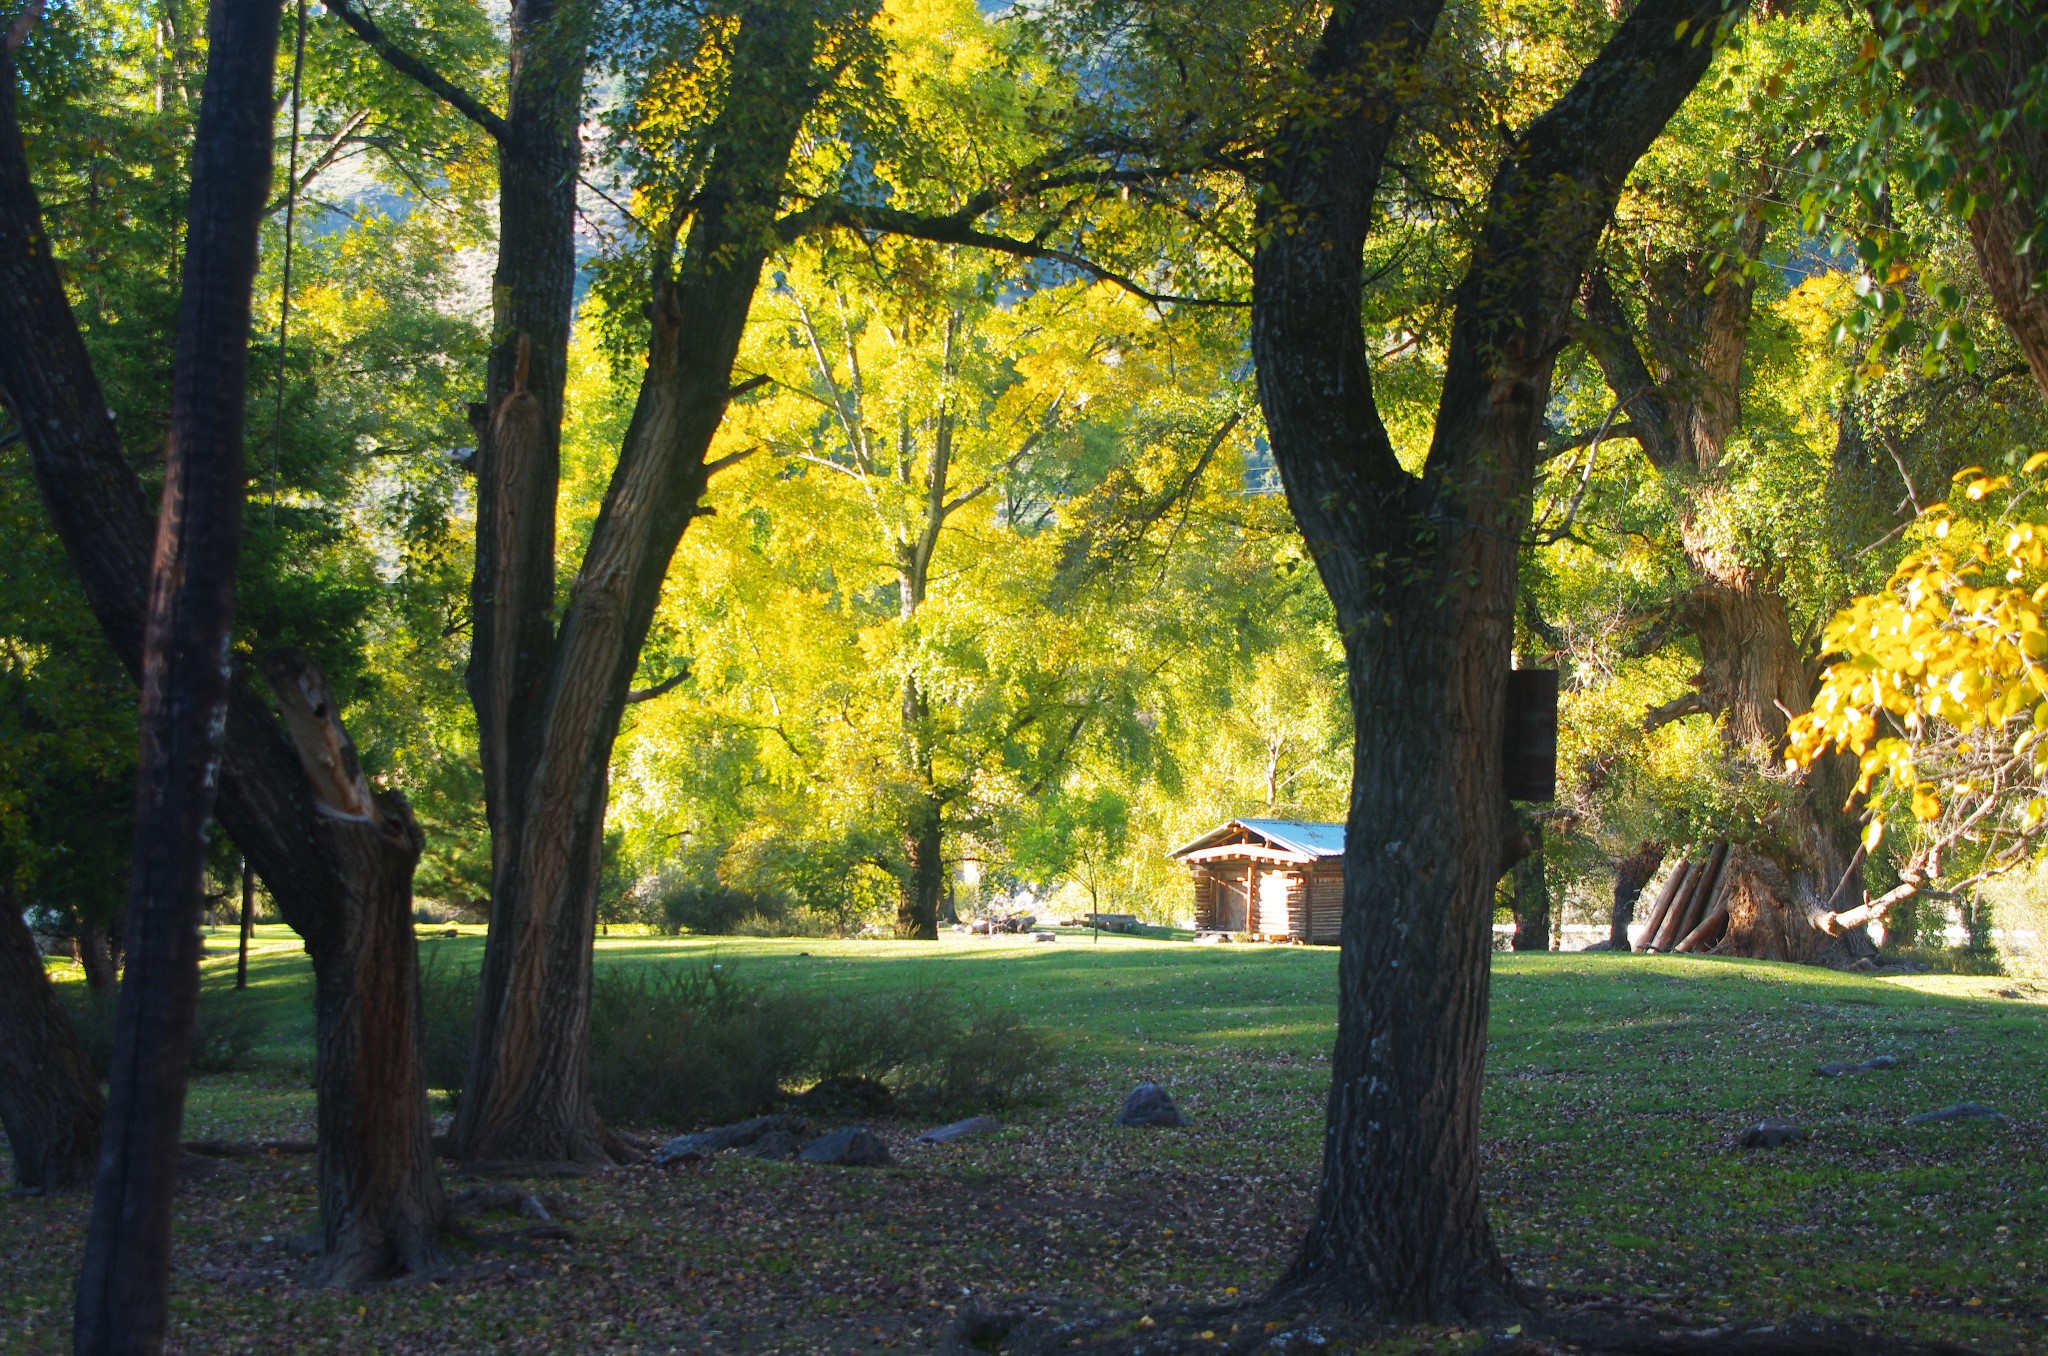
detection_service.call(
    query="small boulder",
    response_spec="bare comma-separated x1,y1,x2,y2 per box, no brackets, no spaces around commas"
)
1031,931,1057,943
1905,1102,2008,1126
799,1126,892,1167
1739,1118,1809,1149
738,1128,808,1161
1815,1055,1899,1076
654,1113,808,1166
916,1116,1001,1146
1117,1082,1188,1128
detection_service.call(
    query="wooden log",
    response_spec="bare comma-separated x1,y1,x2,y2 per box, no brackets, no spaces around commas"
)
1634,861,1691,952
1662,849,1715,949
1675,864,1736,953
1653,843,1726,951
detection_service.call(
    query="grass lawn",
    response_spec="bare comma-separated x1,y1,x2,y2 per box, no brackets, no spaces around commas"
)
3,929,2045,1353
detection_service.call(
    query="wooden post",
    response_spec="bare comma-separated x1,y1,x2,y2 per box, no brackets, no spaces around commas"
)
1653,843,1727,952
235,856,254,990
1634,861,1690,952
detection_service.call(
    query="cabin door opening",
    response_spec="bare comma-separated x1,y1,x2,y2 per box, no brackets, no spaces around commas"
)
1214,869,1250,931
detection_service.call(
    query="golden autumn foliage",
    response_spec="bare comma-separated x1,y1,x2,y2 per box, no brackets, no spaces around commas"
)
1788,457,2048,858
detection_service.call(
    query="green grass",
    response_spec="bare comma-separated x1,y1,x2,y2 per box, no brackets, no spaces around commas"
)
5,929,2046,1353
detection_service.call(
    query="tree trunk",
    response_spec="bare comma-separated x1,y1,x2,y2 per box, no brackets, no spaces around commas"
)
0,21,446,1288
0,886,102,1194
1509,822,1550,951
455,1,827,1163
1904,19,2048,397
1583,184,1869,957
259,651,444,1286
897,791,944,940
77,918,116,994
73,0,276,1345
1252,0,1727,1319
235,857,253,990
1609,841,1664,951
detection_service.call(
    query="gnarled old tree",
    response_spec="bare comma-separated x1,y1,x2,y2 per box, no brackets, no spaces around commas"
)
0,11,445,1289
1575,223,1875,964
1246,0,1738,1319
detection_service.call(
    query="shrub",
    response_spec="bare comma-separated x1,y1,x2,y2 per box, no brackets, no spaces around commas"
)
56,981,269,1078
415,956,1048,1130
657,881,782,936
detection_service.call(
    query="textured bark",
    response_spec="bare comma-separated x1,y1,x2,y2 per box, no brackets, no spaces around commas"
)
1905,19,2048,397
259,652,444,1286
0,888,102,1193
456,0,828,1164
1608,840,1665,951
0,23,446,1289
73,0,276,1344
1714,847,1862,965
1254,0,1730,1319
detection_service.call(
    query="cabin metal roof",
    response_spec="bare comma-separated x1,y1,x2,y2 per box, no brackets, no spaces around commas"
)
1169,818,1346,860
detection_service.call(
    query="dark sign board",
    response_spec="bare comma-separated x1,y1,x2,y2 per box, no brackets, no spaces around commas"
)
1503,668,1558,802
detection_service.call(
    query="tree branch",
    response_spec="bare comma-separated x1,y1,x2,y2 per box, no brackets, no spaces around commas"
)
781,200,1245,309
323,0,508,143
623,668,689,705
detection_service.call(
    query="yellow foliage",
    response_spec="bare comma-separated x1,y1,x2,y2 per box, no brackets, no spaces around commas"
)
1788,464,2048,826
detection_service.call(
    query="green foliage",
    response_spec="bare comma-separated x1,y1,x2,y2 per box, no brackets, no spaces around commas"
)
416,954,1047,1127
55,980,271,1079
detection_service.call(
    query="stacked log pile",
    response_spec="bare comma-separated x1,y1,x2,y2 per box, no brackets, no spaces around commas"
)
1634,842,1734,954
1633,844,1874,965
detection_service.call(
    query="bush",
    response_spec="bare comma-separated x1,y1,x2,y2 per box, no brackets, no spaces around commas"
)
415,957,1049,1130
56,981,269,1078
657,881,782,936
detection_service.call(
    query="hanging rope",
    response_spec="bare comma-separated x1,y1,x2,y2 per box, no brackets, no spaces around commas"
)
271,0,308,528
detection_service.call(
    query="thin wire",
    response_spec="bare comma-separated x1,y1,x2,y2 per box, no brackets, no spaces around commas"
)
271,0,308,530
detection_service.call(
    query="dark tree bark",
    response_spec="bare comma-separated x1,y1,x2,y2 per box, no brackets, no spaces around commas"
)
235,857,253,990
72,0,277,1345
1609,840,1665,951
453,0,834,1163
0,15,446,1290
1251,0,1733,1320
259,651,444,1285
77,919,116,994
0,885,102,1194
1509,822,1550,952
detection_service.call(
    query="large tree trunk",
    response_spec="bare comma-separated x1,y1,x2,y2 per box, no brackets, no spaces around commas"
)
455,1,827,1163
1252,0,1728,1319
260,651,444,1286
1609,841,1665,950
1583,204,1868,958
0,22,446,1288
73,0,275,1345
0,886,102,1194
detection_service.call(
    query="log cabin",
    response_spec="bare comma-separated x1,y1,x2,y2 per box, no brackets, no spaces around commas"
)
1169,818,1345,942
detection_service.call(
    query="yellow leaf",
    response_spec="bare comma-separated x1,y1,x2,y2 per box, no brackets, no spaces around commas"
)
2026,451,2048,474
1863,820,1884,852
